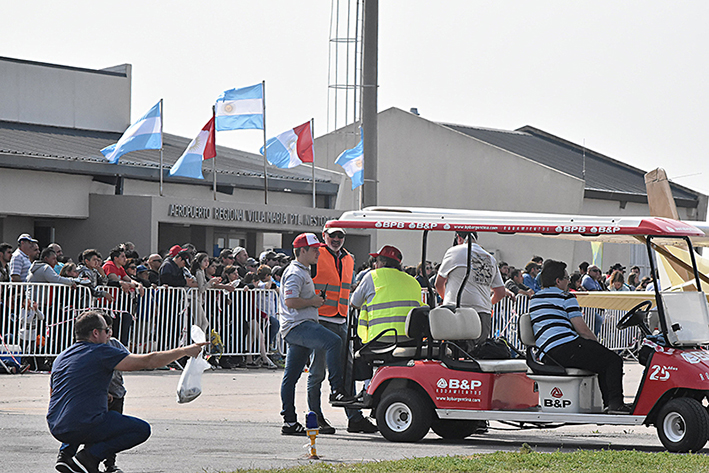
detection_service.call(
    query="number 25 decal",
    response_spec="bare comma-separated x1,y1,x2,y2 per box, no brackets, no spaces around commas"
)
649,365,670,381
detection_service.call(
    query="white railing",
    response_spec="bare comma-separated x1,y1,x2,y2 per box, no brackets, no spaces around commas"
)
0,283,641,364
0,283,281,361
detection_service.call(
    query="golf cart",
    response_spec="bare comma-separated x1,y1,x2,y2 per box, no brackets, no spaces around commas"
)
328,207,709,452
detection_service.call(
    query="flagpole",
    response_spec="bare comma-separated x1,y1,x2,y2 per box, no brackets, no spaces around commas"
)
212,106,217,201
157,98,164,196
311,117,316,208
262,80,269,205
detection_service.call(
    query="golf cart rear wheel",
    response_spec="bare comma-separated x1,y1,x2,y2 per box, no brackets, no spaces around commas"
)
431,418,482,439
656,397,709,452
376,389,432,442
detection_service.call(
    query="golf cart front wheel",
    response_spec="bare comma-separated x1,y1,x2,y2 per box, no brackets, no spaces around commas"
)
376,389,432,442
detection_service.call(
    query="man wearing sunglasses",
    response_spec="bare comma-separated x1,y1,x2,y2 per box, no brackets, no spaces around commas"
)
48,310,207,473
309,226,378,434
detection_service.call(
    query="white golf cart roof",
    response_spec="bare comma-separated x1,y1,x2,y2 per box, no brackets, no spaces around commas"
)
327,207,707,246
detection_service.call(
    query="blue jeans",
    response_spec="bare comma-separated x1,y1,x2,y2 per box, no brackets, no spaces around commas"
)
54,411,151,461
280,320,344,423
268,315,280,347
307,319,363,421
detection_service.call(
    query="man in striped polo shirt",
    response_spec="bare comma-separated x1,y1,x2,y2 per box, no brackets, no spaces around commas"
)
529,259,630,414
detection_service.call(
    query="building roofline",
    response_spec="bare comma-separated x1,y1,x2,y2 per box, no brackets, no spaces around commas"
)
0,56,128,77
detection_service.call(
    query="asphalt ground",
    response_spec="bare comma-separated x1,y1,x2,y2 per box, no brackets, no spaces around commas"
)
0,361,691,473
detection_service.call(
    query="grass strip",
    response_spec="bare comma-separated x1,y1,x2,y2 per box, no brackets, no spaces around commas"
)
223,449,709,473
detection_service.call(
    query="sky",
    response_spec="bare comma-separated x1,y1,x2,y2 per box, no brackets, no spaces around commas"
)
3,1,709,199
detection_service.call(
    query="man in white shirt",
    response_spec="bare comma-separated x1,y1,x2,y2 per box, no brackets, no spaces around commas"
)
10,233,38,282
435,231,506,351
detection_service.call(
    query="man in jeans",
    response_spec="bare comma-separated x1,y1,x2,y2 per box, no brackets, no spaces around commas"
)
278,233,353,436
309,226,378,434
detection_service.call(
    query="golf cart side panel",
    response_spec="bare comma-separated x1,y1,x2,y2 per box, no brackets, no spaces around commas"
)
634,348,709,415
368,360,537,411
489,372,539,409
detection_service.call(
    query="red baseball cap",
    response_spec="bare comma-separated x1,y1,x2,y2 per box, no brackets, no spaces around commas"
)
293,233,325,249
369,245,403,263
168,245,183,257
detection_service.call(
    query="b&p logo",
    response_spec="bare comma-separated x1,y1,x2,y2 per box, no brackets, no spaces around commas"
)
550,387,563,398
437,378,448,389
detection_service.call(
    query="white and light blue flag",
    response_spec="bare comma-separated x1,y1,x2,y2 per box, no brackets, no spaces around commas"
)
215,83,264,131
101,101,162,164
335,130,364,189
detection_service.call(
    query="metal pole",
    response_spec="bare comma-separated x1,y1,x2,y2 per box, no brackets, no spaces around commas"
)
212,106,217,201
159,98,164,197
311,117,316,208
262,80,269,205
361,0,378,207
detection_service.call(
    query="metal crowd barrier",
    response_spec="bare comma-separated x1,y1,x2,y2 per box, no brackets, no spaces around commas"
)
0,283,281,365
1,282,641,367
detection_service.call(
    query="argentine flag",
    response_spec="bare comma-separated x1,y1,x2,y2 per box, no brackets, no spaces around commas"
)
215,83,263,131
169,117,216,180
260,121,313,169
101,101,162,164
335,131,364,189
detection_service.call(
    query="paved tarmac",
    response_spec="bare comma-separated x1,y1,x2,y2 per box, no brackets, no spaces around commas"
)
0,361,692,473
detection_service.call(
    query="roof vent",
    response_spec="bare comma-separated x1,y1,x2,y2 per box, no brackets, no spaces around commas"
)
410,108,420,116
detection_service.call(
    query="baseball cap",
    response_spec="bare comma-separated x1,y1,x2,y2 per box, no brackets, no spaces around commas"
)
18,233,38,243
168,245,183,257
232,246,247,257
369,245,403,263
293,233,325,249
323,225,347,235
136,265,148,274
246,257,258,267
611,263,626,271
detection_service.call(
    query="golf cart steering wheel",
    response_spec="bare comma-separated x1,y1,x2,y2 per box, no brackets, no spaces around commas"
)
616,300,653,333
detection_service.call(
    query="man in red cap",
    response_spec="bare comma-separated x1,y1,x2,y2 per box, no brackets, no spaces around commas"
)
350,245,424,348
278,233,354,436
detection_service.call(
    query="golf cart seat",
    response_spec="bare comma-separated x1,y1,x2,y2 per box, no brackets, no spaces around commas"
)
430,305,528,373
518,312,593,376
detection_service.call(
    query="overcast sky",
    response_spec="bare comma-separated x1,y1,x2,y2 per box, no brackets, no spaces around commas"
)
4,1,708,202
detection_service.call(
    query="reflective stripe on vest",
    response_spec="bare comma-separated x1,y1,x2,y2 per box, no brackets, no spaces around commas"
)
312,248,354,317
357,268,423,343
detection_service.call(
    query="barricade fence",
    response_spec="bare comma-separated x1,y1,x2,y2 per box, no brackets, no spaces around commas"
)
0,283,640,365
0,283,280,363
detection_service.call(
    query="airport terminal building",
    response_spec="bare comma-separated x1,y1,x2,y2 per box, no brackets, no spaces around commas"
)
1,56,706,271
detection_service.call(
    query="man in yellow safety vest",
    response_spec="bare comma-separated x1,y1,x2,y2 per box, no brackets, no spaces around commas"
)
350,245,424,346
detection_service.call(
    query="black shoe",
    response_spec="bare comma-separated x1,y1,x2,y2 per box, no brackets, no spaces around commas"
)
347,417,378,433
281,421,307,436
472,420,489,434
56,450,79,473
607,403,633,415
103,465,124,473
73,449,100,473
329,388,355,404
317,415,336,434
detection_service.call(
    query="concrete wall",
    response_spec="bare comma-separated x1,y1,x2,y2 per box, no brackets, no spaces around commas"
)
66,194,155,261
315,108,585,267
0,58,130,132
123,178,316,207
0,168,91,219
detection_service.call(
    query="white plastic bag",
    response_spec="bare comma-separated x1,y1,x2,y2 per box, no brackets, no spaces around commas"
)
176,326,210,404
